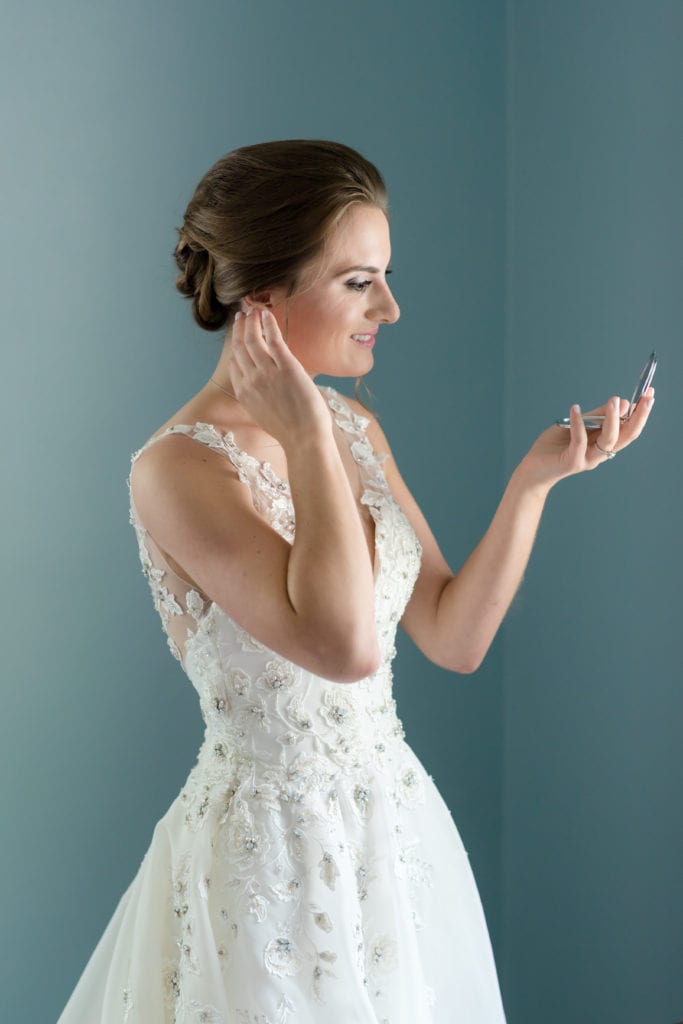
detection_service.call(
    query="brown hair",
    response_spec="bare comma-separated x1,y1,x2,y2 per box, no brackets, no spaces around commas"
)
174,139,389,333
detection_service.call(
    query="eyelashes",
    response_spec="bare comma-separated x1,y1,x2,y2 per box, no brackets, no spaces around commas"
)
345,270,394,293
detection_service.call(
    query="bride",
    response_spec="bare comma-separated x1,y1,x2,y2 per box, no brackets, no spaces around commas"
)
58,139,654,1023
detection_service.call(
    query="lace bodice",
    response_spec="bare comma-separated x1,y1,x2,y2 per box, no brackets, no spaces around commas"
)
127,384,422,752
58,388,506,1023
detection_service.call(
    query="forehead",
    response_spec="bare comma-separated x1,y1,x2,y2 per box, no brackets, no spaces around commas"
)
294,204,390,292
326,204,390,262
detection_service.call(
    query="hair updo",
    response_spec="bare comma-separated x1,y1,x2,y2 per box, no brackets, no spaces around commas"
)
174,139,389,332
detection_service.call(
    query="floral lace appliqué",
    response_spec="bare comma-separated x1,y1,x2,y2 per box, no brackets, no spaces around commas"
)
120,389,442,1022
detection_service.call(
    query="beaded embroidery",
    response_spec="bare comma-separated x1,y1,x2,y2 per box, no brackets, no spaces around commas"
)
123,387,437,1021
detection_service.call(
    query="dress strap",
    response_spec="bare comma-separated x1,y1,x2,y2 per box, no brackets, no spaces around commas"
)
130,422,260,485
129,422,295,544
319,387,390,497
318,386,371,440
128,391,384,545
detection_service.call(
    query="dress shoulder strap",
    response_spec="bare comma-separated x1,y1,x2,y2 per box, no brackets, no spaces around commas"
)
128,422,295,544
318,386,390,497
130,422,258,486
318,386,371,441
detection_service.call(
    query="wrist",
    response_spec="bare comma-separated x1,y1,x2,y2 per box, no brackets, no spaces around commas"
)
507,457,554,504
282,425,338,468
279,414,335,457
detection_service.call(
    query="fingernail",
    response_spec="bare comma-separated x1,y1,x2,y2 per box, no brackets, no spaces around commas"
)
572,404,581,413
246,308,253,317
261,307,269,320
234,311,243,321
613,396,620,409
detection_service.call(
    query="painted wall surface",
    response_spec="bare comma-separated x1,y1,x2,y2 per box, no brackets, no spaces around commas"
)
502,2,683,1021
1,2,505,1020
7,2,678,1021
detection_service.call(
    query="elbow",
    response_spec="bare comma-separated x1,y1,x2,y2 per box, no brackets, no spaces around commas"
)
331,642,381,684
351,643,382,682
432,645,486,675
452,657,482,675
313,631,381,684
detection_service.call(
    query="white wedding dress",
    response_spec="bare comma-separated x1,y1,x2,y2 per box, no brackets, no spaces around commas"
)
57,387,506,1023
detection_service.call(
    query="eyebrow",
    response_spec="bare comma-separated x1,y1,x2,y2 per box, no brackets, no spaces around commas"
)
334,265,393,276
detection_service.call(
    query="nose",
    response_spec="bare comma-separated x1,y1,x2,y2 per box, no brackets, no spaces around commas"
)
369,282,400,325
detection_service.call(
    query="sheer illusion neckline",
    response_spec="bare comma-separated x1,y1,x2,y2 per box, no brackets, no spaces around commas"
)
142,386,359,490
136,386,383,581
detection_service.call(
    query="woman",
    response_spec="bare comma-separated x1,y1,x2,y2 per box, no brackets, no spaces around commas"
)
58,140,653,1023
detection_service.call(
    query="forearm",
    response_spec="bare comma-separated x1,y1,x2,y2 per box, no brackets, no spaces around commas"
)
284,433,379,674
434,461,550,672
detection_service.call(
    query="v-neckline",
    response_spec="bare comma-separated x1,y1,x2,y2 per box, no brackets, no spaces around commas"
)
138,387,383,582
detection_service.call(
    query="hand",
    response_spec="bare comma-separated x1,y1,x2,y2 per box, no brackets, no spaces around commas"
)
516,388,655,491
227,308,332,448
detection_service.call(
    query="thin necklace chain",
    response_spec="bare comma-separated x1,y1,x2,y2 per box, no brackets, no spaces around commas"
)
208,376,280,449
209,377,238,401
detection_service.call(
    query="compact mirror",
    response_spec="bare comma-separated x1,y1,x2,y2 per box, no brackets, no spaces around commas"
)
556,351,657,429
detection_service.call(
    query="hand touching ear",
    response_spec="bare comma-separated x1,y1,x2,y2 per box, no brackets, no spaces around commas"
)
228,308,332,447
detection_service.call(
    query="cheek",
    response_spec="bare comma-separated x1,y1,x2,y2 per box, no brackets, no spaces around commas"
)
300,299,347,335
321,294,352,322
285,291,351,341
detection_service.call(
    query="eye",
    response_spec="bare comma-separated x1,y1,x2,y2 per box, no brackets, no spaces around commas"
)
345,270,393,293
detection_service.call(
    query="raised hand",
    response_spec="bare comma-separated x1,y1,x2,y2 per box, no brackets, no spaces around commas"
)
227,308,332,449
517,388,655,490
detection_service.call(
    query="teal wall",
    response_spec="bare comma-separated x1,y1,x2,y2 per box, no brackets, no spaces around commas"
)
2,2,680,1022
1,2,505,1021
502,2,683,1021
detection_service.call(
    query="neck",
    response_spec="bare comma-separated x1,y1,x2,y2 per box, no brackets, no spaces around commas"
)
209,376,238,401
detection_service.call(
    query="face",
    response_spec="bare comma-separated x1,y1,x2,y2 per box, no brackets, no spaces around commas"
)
256,204,400,378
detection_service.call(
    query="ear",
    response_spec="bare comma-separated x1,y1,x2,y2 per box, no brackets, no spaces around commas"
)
244,281,293,311
243,289,274,310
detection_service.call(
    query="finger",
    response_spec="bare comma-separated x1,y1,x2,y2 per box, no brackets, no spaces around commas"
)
241,305,268,358
580,396,613,419
595,395,621,455
567,403,588,465
260,307,294,368
240,307,273,365
632,385,655,419
259,308,284,365
230,315,257,374
582,395,638,424
618,386,655,443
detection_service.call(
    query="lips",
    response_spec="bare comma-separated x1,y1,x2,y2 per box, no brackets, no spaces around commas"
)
351,333,376,348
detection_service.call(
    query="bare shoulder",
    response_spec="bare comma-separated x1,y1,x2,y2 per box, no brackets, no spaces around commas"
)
141,392,284,469
143,392,239,446
133,392,242,481
129,427,247,592
132,425,236,479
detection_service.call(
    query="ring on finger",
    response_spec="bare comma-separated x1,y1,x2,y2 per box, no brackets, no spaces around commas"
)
595,441,617,459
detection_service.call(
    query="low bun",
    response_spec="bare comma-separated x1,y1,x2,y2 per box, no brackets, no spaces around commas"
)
174,236,231,332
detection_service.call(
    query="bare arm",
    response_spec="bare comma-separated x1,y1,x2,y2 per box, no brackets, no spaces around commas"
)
353,389,654,674
399,465,547,672
131,310,379,683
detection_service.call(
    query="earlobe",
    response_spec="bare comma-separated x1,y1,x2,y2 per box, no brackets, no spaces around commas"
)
245,290,273,309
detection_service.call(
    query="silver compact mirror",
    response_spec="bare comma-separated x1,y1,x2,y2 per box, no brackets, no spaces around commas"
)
556,351,657,429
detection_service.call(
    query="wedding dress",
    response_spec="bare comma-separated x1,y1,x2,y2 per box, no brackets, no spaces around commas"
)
57,387,506,1023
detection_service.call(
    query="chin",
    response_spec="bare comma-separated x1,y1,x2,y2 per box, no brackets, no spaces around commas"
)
307,349,374,380
339,352,375,378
